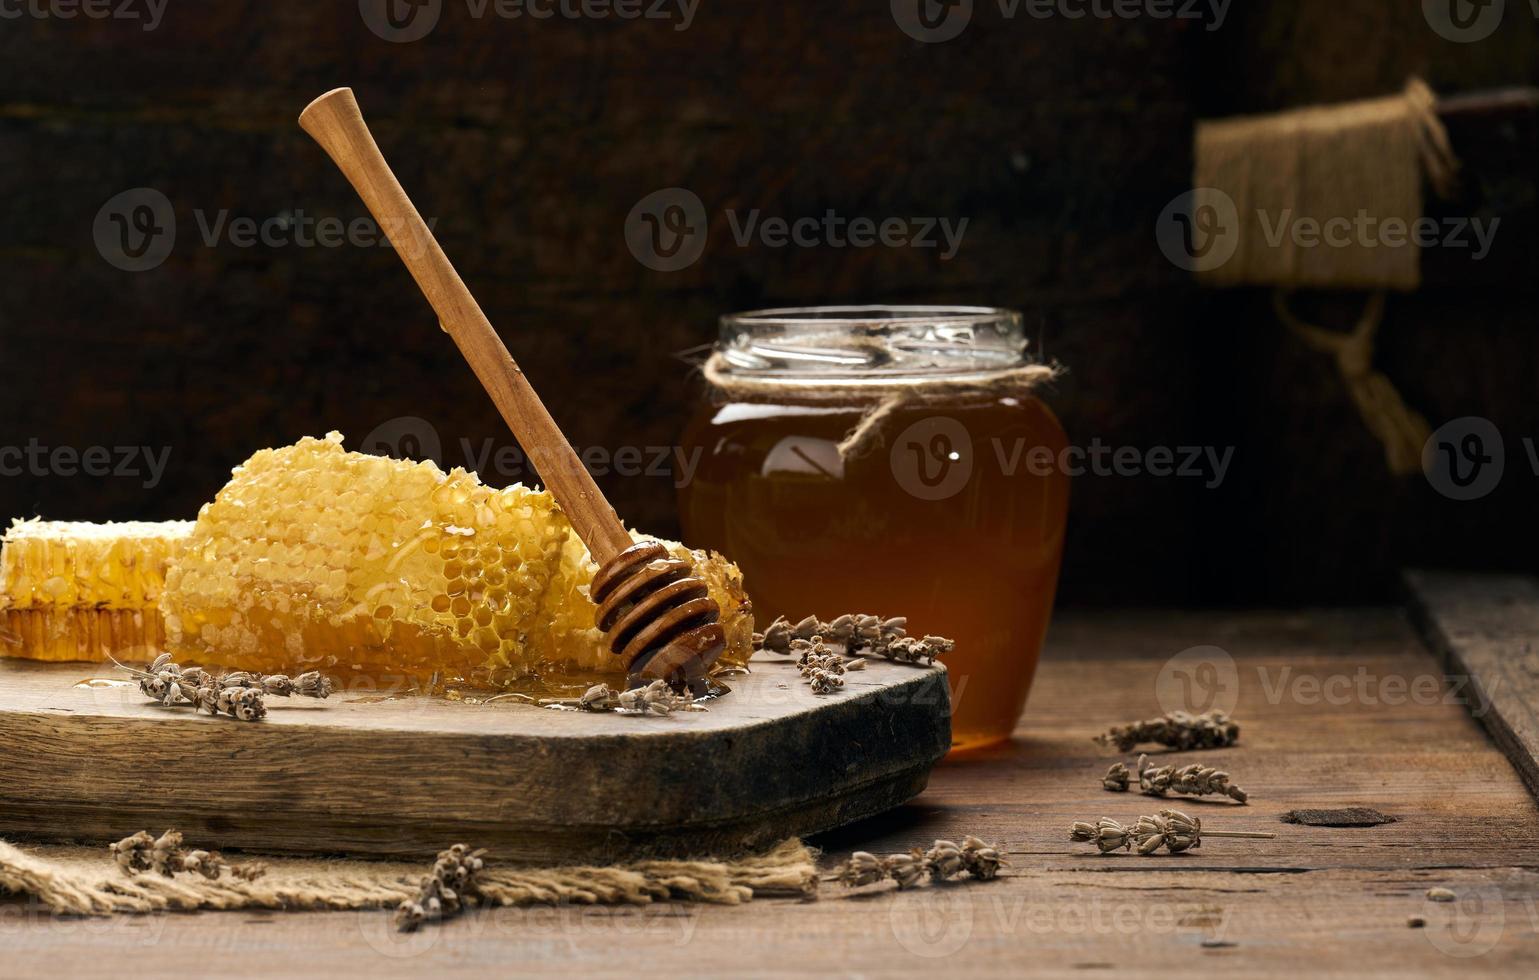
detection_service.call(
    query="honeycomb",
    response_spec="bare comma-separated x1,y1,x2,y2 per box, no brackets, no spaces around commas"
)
1,607,168,663
0,435,755,689
0,520,188,662
160,432,569,684
0,519,192,610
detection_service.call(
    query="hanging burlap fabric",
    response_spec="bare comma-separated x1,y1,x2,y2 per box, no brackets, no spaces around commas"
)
1194,78,1456,474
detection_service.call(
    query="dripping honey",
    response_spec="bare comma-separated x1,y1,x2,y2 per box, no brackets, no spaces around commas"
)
680,392,1070,752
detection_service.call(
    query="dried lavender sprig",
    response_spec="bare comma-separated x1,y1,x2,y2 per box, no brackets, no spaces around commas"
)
1094,710,1240,753
755,614,953,666
109,829,267,881
835,836,1008,889
541,681,702,715
791,638,851,695
1071,810,1274,856
1103,754,1250,803
112,654,334,722
221,670,335,699
396,844,487,932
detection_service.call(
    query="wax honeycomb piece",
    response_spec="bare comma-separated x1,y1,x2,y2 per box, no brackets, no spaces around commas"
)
160,432,569,683
0,519,192,610
0,520,188,662
0,436,755,686
1,607,167,663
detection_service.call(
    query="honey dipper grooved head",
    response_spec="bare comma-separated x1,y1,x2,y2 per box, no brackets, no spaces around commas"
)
591,541,726,689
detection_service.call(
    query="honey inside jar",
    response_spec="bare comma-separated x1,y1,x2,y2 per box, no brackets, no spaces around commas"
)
680,307,1070,752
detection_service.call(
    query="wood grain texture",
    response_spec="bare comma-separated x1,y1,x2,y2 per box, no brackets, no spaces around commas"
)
5,609,1539,977
1406,569,1539,801
0,656,950,861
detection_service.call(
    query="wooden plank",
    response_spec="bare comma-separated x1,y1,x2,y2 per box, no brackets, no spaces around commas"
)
6,609,1539,978
0,656,950,862
1406,569,1539,801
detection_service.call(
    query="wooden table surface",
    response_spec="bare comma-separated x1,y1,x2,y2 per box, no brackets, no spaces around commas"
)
6,608,1538,978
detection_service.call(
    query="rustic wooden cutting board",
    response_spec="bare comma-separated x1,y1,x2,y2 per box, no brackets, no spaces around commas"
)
0,655,949,862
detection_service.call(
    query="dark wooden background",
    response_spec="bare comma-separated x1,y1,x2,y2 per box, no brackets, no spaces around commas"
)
0,1,1534,604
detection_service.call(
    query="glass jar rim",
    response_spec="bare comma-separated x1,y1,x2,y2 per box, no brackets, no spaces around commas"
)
715,305,1029,382
721,305,1021,330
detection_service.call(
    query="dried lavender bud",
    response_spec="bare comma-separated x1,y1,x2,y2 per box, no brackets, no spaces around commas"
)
177,849,225,880
149,829,184,875
192,682,223,715
618,680,689,715
924,839,967,881
218,686,268,722
836,851,887,888
1094,710,1240,753
394,901,426,932
1103,762,1132,792
1071,818,1132,853
797,646,846,676
883,851,927,890
885,635,953,666
808,668,844,695
290,671,334,699
396,844,487,932
960,836,1007,880
578,683,619,711
754,617,794,655
110,831,155,874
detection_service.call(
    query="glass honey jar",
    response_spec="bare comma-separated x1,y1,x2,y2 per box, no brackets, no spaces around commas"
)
679,307,1070,752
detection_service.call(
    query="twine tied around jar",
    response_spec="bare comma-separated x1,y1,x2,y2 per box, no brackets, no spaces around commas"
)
701,351,1059,462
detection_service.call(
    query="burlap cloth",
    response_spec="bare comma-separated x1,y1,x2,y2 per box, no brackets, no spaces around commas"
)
0,836,817,917
1193,78,1456,475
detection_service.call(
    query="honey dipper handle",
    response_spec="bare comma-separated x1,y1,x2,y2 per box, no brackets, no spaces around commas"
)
299,87,633,563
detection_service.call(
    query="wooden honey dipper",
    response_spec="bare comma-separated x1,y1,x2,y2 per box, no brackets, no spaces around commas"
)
299,88,725,690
